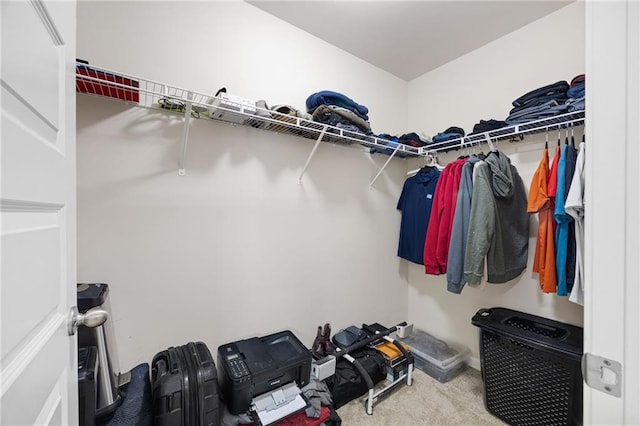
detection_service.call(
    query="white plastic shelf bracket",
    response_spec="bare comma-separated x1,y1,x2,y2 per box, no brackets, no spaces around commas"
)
298,126,328,183
369,143,400,187
178,92,194,176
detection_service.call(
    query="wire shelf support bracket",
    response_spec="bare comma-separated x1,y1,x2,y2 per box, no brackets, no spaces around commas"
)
178,91,194,176
369,143,400,187
298,126,328,184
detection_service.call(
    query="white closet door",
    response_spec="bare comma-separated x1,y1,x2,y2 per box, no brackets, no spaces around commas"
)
585,0,639,424
1,1,77,424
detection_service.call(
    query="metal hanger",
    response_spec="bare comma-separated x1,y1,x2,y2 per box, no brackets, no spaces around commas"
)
406,152,443,176
484,134,496,152
426,152,444,170
545,127,549,149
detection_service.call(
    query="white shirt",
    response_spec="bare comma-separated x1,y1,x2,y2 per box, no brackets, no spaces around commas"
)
565,142,585,305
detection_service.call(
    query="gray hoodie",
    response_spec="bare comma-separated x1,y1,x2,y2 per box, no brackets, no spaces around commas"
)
464,151,529,284
447,155,481,293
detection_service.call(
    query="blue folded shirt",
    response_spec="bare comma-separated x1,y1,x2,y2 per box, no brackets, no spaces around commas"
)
306,90,369,121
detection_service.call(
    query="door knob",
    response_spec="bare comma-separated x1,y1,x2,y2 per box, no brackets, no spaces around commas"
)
67,306,108,336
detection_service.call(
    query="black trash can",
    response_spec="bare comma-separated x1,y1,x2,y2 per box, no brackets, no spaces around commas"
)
472,307,583,426
78,346,99,426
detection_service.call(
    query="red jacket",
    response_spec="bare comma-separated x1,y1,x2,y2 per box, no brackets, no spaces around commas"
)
548,145,561,197
424,158,466,274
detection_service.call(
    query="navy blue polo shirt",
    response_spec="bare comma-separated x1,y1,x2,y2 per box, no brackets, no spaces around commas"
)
397,167,440,264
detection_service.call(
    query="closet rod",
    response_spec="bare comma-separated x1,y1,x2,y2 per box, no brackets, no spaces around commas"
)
417,111,585,155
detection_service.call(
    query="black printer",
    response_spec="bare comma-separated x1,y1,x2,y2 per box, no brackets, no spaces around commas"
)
217,330,312,415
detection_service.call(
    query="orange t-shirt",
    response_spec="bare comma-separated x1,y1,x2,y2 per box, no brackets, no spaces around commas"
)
527,148,557,293
548,145,561,197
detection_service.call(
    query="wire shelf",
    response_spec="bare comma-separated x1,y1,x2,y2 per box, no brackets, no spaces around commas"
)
75,62,421,157
76,61,585,180
418,110,585,155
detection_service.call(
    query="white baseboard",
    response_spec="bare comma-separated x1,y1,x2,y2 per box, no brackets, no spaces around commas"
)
466,356,481,371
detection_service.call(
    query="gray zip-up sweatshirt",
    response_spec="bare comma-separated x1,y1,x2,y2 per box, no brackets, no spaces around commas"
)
447,156,481,294
464,151,529,284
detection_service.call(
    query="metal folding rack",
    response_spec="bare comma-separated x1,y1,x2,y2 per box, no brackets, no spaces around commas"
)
332,324,414,415
76,62,585,184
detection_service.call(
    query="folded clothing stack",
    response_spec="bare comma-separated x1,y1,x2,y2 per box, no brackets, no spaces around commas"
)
430,126,465,151
369,132,429,157
306,90,372,135
267,104,313,133
398,132,429,148
565,74,585,112
311,104,371,134
469,119,507,135
306,90,369,120
506,80,570,125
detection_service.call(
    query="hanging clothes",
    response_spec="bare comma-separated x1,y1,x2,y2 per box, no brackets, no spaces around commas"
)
447,156,482,294
566,141,586,305
423,157,466,275
563,140,578,292
527,147,558,293
396,167,441,265
554,143,572,296
464,151,529,284
548,144,562,198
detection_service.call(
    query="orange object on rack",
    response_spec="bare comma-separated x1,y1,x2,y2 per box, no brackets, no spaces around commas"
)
374,341,410,362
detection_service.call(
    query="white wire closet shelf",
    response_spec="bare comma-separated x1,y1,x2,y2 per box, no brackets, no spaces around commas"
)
418,110,585,155
75,61,585,183
75,61,421,183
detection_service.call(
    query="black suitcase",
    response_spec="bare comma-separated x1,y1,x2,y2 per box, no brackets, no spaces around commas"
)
151,342,219,426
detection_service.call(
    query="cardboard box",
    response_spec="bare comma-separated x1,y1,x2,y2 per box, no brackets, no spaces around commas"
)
374,341,410,363
386,360,409,382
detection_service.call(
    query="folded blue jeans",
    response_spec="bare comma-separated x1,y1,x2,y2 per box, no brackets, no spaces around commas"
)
512,81,569,107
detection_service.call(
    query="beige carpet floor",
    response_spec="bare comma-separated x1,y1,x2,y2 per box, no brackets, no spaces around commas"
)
336,366,506,425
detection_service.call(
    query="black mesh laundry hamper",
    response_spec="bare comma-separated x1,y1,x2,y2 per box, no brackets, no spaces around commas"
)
472,308,583,426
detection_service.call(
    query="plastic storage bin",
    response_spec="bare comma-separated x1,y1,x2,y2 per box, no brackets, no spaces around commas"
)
472,307,583,426
399,329,468,383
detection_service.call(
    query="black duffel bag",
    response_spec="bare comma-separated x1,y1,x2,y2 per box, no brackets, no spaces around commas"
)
324,347,387,409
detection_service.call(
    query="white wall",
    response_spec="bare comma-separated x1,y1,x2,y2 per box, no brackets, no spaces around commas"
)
76,1,410,369
406,2,585,368
76,1,407,135
77,1,588,372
